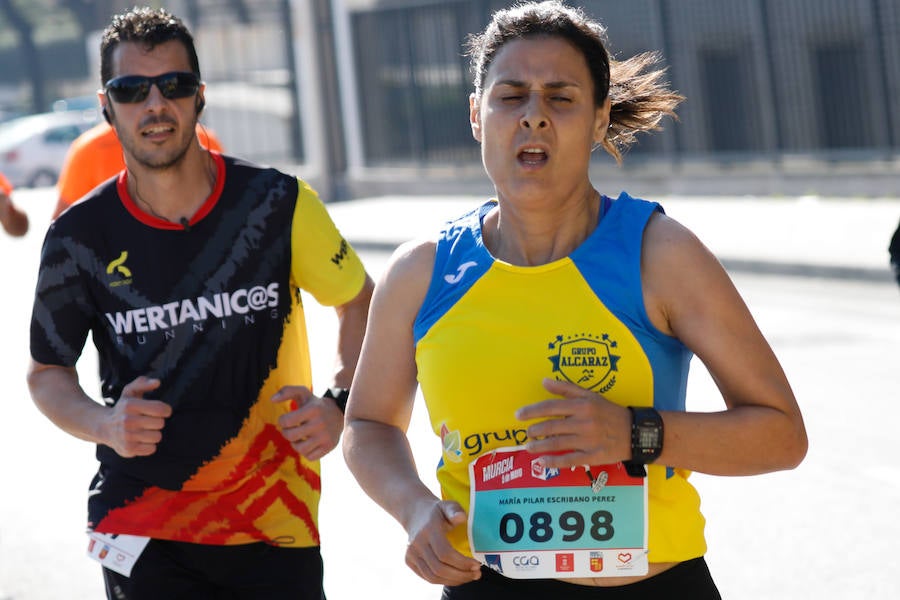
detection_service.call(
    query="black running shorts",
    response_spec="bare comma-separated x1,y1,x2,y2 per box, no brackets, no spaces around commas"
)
102,540,325,600
442,557,721,600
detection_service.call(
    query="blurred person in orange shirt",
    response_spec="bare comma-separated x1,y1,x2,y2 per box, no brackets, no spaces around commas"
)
52,120,223,219
0,171,29,236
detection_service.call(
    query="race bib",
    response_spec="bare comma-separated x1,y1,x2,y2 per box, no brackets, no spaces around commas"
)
87,532,150,576
467,446,648,579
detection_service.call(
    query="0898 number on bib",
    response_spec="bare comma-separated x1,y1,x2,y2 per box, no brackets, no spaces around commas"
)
467,446,648,579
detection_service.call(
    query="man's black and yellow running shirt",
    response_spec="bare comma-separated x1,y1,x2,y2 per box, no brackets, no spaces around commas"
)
30,153,367,547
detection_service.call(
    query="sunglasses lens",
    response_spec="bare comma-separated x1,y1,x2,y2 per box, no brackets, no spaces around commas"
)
105,72,200,103
159,73,200,99
106,76,150,103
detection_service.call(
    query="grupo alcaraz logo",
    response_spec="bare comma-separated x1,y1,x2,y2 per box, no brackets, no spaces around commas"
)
439,423,528,462
105,283,280,335
548,332,621,393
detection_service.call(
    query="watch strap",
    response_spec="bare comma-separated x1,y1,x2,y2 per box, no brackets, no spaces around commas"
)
622,406,663,477
322,387,350,413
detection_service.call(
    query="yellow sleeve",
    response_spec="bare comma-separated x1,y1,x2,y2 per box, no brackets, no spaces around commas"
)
291,180,366,306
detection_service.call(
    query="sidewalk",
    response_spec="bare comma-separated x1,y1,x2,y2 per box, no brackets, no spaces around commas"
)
327,193,900,283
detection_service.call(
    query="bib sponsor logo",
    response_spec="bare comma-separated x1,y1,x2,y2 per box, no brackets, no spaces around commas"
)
615,551,638,572
530,456,560,481
512,555,540,572
555,553,575,572
590,551,604,572
586,467,610,492
485,554,503,573
548,333,621,392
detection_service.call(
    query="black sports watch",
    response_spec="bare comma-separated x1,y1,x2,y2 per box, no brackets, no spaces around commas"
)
623,407,664,478
322,387,350,413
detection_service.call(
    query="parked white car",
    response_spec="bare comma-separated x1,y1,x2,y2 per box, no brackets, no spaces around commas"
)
0,110,98,188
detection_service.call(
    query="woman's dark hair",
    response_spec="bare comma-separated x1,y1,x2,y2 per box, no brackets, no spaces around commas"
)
100,6,201,86
465,0,683,162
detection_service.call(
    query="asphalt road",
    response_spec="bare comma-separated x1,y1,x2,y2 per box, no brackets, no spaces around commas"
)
2,188,899,599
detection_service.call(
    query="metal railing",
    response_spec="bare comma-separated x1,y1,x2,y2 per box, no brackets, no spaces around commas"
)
2,0,898,192
347,0,900,166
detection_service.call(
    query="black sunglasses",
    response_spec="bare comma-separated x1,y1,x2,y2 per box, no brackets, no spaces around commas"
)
104,71,201,103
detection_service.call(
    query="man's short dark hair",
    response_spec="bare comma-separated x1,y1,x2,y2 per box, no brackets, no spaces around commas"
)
100,6,200,85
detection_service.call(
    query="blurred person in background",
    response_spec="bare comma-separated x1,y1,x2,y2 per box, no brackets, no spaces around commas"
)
889,220,900,287
53,118,223,220
0,171,29,236
27,6,373,599
343,2,807,599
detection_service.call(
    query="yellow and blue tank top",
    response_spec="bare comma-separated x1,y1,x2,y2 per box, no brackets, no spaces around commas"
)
414,192,706,563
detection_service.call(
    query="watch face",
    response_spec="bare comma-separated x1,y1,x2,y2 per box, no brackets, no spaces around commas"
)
638,428,661,449
631,408,663,463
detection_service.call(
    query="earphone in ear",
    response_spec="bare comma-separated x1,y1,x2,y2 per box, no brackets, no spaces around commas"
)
196,97,205,115
102,106,112,124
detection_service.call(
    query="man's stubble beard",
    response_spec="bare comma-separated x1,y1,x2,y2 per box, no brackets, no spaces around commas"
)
121,117,197,172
